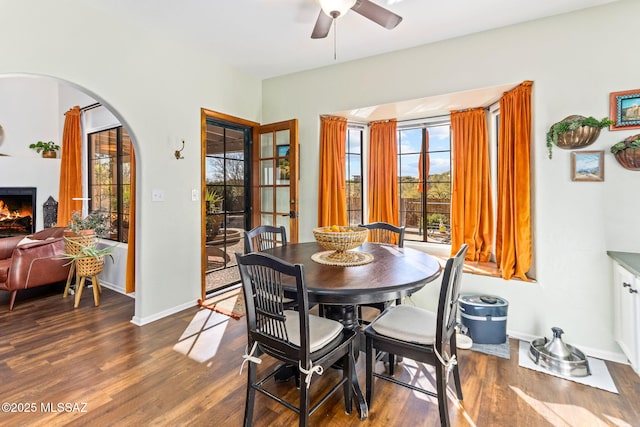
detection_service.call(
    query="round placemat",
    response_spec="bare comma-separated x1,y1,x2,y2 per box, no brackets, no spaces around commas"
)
311,250,374,267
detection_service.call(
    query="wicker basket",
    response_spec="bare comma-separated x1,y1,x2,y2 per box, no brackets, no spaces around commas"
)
64,231,96,255
313,226,368,261
75,255,104,276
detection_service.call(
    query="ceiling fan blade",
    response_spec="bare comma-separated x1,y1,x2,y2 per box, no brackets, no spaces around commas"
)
351,0,402,30
311,10,333,39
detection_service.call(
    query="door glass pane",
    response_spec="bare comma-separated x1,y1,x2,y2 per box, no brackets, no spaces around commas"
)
275,187,289,213
276,144,290,185
260,160,273,185
260,214,273,226
261,188,273,211
260,133,273,157
275,129,290,146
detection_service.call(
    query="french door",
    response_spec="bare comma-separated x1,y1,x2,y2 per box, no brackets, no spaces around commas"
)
254,119,299,243
201,110,299,298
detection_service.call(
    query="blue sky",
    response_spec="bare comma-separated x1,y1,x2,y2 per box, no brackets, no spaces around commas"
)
346,125,451,180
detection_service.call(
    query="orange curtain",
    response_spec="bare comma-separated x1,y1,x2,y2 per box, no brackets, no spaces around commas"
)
57,106,83,227
368,119,398,226
450,108,493,262
496,81,533,280
318,116,348,226
125,147,136,293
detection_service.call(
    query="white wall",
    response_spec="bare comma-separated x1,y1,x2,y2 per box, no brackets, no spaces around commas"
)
262,0,640,359
0,1,263,324
0,77,62,230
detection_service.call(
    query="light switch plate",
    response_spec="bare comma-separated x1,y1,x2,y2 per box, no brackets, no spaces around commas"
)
152,189,164,202
191,189,199,201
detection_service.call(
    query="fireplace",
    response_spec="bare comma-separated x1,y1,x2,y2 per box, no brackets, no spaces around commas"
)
0,187,36,237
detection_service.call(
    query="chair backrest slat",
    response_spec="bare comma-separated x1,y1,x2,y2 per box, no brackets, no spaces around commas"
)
436,244,468,352
358,222,405,247
236,252,310,362
244,225,288,253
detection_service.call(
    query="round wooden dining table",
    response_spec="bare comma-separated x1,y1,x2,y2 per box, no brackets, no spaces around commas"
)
262,241,442,419
263,241,442,306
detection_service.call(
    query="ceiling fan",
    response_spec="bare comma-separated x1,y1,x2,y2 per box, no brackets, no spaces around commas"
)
311,0,403,39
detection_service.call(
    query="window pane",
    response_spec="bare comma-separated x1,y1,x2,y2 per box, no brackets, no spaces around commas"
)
345,127,363,226
428,125,450,152
347,129,361,154
398,128,422,153
397,123,451,243
88,126,133,243
398,153,420,181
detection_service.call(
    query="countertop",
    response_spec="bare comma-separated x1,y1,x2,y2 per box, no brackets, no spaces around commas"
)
607,251,640,276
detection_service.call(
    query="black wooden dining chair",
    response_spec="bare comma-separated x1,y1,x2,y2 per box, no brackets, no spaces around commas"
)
357,222,406,323
244,225,297,310
244,225,287,253
235,252,358,427
358,222,405,248
364,244,468,427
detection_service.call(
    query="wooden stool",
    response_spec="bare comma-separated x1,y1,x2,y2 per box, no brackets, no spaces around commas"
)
63,256,104,308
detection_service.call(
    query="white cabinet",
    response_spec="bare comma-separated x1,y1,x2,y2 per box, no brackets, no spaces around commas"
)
612,261,640,375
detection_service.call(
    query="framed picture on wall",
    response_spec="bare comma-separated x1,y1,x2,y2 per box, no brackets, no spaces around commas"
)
571,151,604,182
610,89,640,130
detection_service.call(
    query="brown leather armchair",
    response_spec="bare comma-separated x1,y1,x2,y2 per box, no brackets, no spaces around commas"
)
0,227,71,310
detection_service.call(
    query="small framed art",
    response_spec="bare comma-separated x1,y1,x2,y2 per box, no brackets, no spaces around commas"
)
610,89,640,131
571,150,604,182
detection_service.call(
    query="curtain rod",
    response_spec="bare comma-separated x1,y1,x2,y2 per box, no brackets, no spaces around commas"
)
81,102,101,112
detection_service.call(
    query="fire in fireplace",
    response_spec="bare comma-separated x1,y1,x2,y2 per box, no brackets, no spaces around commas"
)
0,187,36,237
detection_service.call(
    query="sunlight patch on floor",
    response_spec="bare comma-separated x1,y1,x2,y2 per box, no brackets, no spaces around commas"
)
510,386,631,427
173,308,231,364
380,358,476,425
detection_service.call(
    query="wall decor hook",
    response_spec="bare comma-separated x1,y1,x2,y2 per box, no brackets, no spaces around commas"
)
175,140,185,159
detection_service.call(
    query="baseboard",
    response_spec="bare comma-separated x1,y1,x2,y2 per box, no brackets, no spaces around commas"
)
96,279,128,296
130,299,198,326
508,330,629,365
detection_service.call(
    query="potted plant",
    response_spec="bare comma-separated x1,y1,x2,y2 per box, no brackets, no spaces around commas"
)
67,210,111,238
64,210,111,255
546,115,614,159
60,238,117,307
60,238,117,265
611,134,640,170
29,140,61,158
205,189,224,240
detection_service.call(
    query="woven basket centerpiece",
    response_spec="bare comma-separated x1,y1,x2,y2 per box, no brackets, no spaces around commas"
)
313,226,368,262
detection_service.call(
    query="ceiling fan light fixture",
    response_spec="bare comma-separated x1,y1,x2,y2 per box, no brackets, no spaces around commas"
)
319,0,356,18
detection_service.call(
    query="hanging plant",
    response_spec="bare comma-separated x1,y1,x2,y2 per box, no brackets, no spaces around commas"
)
546,115,614,159
611,134,640,170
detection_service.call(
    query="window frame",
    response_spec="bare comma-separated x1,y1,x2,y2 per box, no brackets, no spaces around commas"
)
86,125,132,243
397,116,452,245
346,124,364,226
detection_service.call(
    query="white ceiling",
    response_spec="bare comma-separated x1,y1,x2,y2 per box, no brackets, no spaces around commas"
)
87,0,619,122
100,0,620,80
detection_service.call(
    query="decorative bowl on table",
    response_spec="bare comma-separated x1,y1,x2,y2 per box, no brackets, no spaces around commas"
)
312,225,368,263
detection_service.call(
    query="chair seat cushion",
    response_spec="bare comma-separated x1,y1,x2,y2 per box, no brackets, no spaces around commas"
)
284,310,344,353
371,305,437,345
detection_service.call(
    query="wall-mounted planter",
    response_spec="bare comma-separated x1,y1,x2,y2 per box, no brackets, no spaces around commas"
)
611,134,640,171
554,116,601,149
546,115,614,159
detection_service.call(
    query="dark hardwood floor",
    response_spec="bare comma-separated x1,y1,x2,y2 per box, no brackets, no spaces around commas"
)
1,285,639,426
